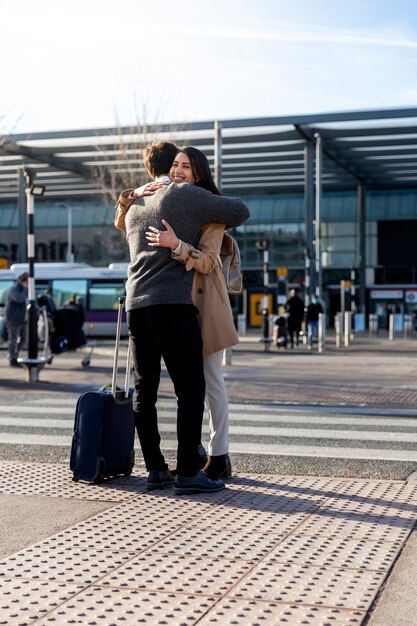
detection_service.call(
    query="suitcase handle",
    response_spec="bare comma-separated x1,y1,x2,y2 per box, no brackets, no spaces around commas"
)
111,297,131,398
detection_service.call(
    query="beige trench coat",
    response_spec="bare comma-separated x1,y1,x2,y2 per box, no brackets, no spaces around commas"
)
114,188,135,230
173,223,239,357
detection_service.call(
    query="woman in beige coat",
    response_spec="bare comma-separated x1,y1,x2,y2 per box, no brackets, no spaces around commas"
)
146,147,238,480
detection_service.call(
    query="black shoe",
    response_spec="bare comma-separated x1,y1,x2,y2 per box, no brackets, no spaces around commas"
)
9,359,21,368
174,470,225,495
146,469,174,491
203,454,232,480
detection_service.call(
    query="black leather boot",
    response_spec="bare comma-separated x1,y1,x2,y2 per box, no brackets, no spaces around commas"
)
203,454,232,480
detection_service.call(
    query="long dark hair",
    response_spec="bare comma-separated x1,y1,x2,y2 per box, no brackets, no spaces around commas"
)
176,146,221,195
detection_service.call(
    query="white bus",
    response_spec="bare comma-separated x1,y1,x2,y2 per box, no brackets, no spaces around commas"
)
0,262,128,337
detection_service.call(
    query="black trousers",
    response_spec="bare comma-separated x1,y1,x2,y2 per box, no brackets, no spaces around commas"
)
127,304,205,477
287,319,301,346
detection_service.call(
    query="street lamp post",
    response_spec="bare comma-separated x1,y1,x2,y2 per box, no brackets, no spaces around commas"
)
256,240,271,352
19,177,49,382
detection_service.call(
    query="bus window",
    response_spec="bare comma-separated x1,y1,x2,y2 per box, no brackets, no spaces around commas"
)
35,282,50,299
89,282,125,310
52,279,87,309
0,281,14,306
1,280,50,307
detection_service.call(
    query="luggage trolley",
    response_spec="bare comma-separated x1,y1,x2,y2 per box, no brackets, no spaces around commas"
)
38,304,96,368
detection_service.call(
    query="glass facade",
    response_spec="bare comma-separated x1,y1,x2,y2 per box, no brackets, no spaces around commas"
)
0,188,417,286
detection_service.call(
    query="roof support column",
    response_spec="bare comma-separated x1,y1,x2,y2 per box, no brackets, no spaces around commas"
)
17,167,27,263
314,133,322,301
214,120,222,191
357,181,366,314
304,139,315,303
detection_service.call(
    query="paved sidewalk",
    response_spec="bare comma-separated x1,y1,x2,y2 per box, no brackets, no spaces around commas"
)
1,332,417,624
1,461,417,625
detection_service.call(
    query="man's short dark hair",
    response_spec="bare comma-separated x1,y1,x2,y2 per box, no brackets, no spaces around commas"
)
18,272,29,282
143,141,178,178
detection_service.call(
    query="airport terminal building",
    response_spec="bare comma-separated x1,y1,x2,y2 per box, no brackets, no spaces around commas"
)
1,107,417,326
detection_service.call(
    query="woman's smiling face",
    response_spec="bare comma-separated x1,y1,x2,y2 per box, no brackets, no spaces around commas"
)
170,152,196,184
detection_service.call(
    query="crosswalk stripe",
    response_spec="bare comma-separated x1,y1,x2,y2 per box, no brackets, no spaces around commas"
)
2,398,417,463
5,403,417,429
0,432,417,462
1,416,417,444
0,406,74,414
28,397,417,419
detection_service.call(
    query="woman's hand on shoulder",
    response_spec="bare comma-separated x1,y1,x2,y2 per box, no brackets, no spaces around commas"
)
132,181,165,198
146,219,180,250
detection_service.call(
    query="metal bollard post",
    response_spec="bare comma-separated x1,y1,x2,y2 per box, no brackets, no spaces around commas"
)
404,314,412,338
368,314,378,337
259,297,271,352
344,311,351,347
237,314,247,337
222,347,232,366
335,312,343,348
318,312,326,353
389,314,395,340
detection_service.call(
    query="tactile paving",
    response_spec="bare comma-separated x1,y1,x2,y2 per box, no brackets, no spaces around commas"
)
336,478,417,502
322,496,417,520
0,578,83,625
196,598,365,625
232,474,346,495
265,533,402,570
1,465,417,625
299,510,414,541
99,553,255,595
228,560,386,609
154,526,284,561
207,487,325,515
0,460,146,501
224,475,346,516
189,506,308,535
0,543,135,584
31,586,219,625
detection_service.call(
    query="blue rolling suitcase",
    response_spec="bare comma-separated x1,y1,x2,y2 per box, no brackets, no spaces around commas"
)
70,297,135,483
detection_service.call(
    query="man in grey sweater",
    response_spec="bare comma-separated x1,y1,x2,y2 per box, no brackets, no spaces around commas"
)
115,141,250,494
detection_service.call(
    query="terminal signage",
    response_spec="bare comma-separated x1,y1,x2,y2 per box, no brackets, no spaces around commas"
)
370,289,403,299
405,290,417,303
249,293,273,326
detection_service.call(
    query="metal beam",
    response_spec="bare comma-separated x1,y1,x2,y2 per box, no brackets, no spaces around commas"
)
214,120,222,191
357,181,366,315
304,139,316,300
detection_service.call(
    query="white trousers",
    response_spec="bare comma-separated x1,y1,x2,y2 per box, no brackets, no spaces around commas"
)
203,350,229,456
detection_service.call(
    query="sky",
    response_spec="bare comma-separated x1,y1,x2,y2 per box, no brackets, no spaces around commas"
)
1,0,417,134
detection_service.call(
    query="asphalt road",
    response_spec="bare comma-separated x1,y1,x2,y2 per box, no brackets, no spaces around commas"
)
1,333,417,480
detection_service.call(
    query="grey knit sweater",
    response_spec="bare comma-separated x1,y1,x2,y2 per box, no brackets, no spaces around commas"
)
124,182,250,312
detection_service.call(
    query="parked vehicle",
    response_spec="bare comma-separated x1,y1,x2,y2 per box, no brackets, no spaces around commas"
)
0,262,128,337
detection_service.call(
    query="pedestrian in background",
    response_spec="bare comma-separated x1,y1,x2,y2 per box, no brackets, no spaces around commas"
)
306,295,323,350
5,272,28,367
285,288,304,348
